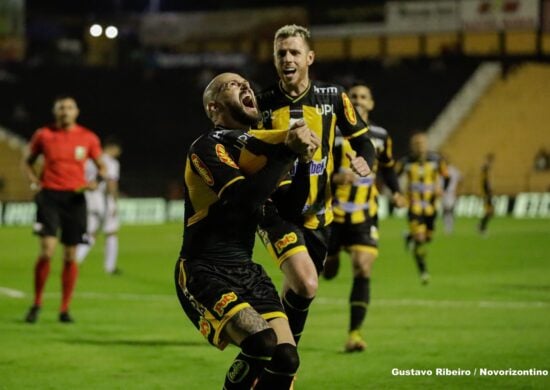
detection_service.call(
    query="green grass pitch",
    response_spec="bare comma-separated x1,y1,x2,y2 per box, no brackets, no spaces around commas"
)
1,217,549,389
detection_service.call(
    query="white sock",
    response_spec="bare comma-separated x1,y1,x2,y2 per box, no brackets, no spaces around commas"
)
76,236,95,263
104,234,119,273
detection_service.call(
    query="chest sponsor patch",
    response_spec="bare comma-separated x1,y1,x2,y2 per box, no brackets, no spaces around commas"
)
215,144,239,169
213,292,238,317
191,154,214,186
74,146,87,161
342,93,357,126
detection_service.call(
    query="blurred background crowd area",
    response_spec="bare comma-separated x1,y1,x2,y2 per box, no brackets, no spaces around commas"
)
1,0,550,200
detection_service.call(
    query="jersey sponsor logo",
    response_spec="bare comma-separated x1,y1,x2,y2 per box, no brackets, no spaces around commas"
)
274,232,298,254
215,144,239,169
213,292,238,317
289,156,327,177
191,154,214,186
342,93,357,125
74,146,87,160
199,317,211,337
313,85,338,94
315,104,334,116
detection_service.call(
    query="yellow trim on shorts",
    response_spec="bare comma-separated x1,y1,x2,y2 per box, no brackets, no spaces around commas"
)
276,245,308,268
218,176,245,198
178,259,187,289
348,245,379,256
278,180,292,187
262,311,288,321
212,302,251,347
188,209,208,226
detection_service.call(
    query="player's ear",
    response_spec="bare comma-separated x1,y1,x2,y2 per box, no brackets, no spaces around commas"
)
307,50,315,66
206,101,218,118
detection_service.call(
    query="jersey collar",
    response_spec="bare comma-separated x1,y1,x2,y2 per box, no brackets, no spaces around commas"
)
278,80,311,103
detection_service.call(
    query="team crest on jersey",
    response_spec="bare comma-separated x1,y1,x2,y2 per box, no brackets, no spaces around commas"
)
274,232,298,254
74,146,87,161
191,154,214,186
199,317,211,337
215,144,238,169
342,93,357,125
213,292,238,317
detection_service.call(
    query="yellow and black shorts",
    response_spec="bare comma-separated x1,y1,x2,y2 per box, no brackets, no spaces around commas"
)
327,216,379,257
258,207,330,274
408,210,436,236
174,258,286,350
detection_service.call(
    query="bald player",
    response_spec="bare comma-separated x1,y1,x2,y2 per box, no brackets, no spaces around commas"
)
174,72,319,389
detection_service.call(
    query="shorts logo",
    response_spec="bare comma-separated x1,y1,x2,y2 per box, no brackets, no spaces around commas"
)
227,360,250,384
191,154,214,186
74,146,87,161
199,318,211,337
213,292,237,317
342,93,357,125
215,144,238,169
274,232,298,254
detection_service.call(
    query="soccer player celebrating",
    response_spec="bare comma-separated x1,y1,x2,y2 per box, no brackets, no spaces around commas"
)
256,24,376,346
323,84,406,352
478,153,495,235
23,96,105,323
397,132,449,285
76,138,122,274
174,72,320,389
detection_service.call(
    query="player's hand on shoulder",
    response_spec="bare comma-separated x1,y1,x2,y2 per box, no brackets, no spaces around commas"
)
285,119,320,160
346,152,371,177
392,192,407,208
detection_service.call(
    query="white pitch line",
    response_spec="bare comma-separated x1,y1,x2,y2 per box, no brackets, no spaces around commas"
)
316,297,550,309
0,286,26,298
28,291,550,309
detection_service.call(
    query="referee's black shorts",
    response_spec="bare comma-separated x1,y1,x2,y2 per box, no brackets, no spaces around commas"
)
33,189,87,245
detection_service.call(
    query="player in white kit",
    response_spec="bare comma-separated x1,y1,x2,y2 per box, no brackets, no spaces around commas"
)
441,164,462,234
76,139,122,274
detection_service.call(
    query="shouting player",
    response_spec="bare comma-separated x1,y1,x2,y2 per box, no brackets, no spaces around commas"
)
323,84,406,351
174,72,320,389
256,24,376,347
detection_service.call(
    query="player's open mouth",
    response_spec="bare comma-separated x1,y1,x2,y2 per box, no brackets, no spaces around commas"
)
283,68,296,77
241,94,255,109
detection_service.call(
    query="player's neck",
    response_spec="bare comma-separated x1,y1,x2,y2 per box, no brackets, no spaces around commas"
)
360,112,369,123
280,78,310,97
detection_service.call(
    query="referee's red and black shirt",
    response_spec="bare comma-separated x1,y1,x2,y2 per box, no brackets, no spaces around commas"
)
30,124,102,191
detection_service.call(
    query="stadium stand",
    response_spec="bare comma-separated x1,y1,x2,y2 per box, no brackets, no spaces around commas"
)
0,128,29,201
441,63,550,194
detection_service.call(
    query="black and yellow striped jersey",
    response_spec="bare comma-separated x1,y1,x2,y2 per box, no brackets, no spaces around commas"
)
257,80,370,229
396,152,449,217
333,124,396,224
180,127,291,263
